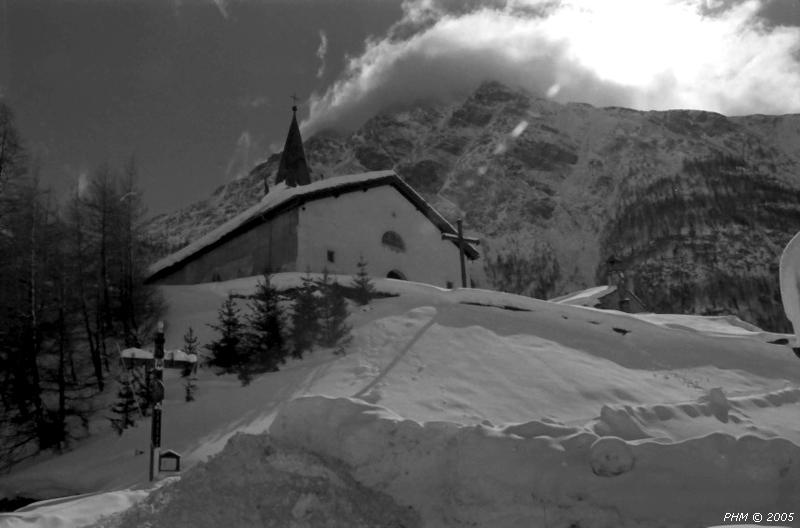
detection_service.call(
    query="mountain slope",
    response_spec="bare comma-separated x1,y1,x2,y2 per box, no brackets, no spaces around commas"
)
146,82,800,331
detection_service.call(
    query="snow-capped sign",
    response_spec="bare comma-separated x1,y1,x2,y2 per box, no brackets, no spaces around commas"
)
779,230,800,356
120,348,197,368
158,450,181,472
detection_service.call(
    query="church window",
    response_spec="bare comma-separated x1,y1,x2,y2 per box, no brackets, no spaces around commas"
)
387,270,406,280
327,250,335,263
381,231,406,252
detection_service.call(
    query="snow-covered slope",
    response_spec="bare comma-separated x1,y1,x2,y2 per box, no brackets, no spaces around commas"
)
2,275,799,527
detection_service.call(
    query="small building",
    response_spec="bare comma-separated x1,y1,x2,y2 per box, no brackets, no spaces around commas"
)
146,107,480,287
552,285,647,313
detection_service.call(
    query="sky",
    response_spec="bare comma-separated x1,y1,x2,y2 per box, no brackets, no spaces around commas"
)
2,0,800,214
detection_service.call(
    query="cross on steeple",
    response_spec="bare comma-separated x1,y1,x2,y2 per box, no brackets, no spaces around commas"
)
275,95,311,187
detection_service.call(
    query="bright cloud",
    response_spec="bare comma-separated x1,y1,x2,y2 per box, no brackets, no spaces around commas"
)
302,0,800,134
211,0,230,20
316,30,329,79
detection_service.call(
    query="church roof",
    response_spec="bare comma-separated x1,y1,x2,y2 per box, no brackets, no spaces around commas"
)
275,106,311,187
147,170,479,282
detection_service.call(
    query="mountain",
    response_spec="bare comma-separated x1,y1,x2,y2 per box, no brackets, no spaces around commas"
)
145,81,800,331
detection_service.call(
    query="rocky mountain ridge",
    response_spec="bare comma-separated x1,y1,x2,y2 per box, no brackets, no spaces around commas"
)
145,81,800,331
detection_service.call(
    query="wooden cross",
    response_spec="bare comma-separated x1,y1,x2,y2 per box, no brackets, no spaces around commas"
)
442,219,480,288
120,322,196,482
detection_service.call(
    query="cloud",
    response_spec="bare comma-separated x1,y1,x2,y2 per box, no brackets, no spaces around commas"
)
211,0,229,20
316,30,329,79
302,0,800,134
225,131,259,181
77,170,89,199
239,95,270,109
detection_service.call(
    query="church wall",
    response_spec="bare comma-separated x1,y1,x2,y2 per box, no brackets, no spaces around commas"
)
295,185,481,288
155,208,299,284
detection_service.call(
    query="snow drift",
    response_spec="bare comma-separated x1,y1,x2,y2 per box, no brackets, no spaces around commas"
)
3,275,800,527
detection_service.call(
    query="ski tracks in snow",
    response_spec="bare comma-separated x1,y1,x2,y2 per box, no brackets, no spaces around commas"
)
353,308,438,400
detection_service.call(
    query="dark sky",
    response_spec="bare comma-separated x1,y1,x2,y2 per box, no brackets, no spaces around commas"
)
2,0,403,214
3,0,800,215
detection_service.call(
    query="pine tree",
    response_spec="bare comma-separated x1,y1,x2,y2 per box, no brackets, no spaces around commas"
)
351,255,376,306
245,274,285,373
316,269,352,354
205,294,245,376
182,327,198,402
109,379,138,435
181,327,198,377
184,374,197,402
290,271,319,359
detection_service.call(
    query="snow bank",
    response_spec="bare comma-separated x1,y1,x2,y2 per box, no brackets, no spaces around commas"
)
270,395,800,528
6,273,800,526
0,489,149,528
95,433,420,528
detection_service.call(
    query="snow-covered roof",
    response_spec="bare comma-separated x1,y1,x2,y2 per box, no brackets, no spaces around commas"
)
147,170,479,282
550,285,616,307
120,347,197,363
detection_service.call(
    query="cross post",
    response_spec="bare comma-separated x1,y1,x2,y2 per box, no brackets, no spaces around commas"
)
441,219,480,288
149,321,165,482
120,326,197,482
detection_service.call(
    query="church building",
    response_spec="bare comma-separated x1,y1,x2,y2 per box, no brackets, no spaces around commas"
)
146,106,481,287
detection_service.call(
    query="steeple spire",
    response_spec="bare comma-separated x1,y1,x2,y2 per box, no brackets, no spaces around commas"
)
275,101,311,187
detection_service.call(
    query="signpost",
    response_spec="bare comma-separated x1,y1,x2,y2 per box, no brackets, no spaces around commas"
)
149,322,165,482
442,219,480,288
120,321,197,482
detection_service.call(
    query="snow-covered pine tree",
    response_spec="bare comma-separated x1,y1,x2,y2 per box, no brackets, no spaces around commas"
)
290,271,319,359
245,274,286,373
351,255,376,306
205,294,246,377
182,326,198,402
109,379,138,435
316,268,352,354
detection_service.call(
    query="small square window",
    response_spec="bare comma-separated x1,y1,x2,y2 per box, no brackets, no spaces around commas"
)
446,281,454,289
327,250,335,263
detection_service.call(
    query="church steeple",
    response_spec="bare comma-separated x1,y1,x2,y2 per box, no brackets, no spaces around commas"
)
275,103,311,187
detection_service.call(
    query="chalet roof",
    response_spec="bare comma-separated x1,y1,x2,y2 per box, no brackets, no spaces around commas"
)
147,170,480,282
550,285,617,307
275,106,311,187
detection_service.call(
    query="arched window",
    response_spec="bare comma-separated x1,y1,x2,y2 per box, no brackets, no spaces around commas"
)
381,231,406,252
387,270,406,280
